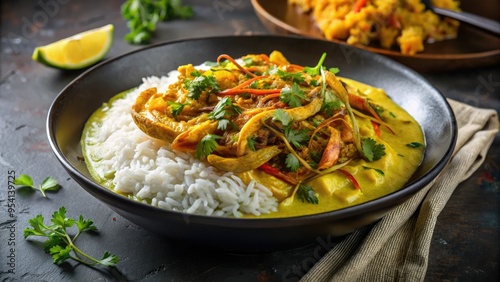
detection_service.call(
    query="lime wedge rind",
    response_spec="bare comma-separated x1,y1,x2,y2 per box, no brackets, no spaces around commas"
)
32,24,114,70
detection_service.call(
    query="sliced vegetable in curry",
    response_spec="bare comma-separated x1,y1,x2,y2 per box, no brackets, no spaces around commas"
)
129,51,425,216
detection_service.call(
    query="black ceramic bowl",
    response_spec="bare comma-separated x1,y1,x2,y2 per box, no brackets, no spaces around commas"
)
47,35,457,252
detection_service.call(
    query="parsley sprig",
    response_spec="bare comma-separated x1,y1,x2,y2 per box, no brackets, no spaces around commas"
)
24,207,119,267
13,174,60,197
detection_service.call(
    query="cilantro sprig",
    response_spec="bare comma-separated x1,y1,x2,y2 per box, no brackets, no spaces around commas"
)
272,110,309,171
208,97,242,130
196,134,221,159
24,207,119,267
284,127,309,148
272,109,309,148
277,69,305,84
121,0,193,44
297,184,319,204
286,153,300,172
304,52,327,76
361,138,386,161
272,109,292,126
303,52,340,76
185,75,221,100
167,101,190,119
280,83,308,107
13,174,60,197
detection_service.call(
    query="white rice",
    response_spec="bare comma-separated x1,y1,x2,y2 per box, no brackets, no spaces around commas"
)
86,71,278,217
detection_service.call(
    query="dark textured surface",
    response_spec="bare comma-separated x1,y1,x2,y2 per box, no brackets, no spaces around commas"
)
0,0,498,281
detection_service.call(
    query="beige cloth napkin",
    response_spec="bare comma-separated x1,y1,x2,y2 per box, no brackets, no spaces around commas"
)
301,99,499,282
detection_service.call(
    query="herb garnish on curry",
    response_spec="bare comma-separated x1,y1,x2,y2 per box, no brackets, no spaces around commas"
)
124,51,425,217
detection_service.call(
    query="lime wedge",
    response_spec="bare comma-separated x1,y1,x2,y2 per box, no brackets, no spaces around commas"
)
32,24,114,70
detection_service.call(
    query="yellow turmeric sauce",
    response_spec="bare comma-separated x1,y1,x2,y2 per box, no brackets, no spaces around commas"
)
82,51,425,218
244,78,424,218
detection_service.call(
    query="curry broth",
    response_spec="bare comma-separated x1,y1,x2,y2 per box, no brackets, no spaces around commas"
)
245,78,424,218
81,52,424,218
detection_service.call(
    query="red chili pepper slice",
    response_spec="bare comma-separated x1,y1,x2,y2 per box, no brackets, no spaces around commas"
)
339,169,361,190
259,163,298,185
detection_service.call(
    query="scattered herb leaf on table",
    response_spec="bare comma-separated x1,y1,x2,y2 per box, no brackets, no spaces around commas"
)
121,0,193,44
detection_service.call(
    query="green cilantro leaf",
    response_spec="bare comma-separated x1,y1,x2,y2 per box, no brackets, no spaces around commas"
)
208,97,241,130
243,57,254,66
13,174,33,186
121,0,193,44
98,251,121,267
362,166,385,176
304,52,327,76
321,100,343,115
185,75,220,100
195,134,221,159
208,97,242,120
297,184,319,204
407,142,424,148
43,235,65,253
24,215,46,238
24,206,120,268
190,70,202,77
280,83,308,107
361,138,386,161
277,69,305,83
272,109,292,127
247,137,257,151
203,61,219,67
285,153,300,172
51,207,75,228
41,177,60,191
216,119,230,130
329,67,340,74
13,174,60,197
285,127,309,148
76,215,97,233
49,245,73,265
167,101,190,119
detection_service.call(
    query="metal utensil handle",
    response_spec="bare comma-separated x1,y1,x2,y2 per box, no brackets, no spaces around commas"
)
434,7,500,35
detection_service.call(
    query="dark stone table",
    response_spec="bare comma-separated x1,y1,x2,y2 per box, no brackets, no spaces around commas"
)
1,0,498,281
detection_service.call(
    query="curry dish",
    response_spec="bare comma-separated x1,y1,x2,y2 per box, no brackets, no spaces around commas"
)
289,0,460,55
83,51,425,217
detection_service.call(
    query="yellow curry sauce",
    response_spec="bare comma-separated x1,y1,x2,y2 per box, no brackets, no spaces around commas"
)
82,51,425,218
247,77,424,217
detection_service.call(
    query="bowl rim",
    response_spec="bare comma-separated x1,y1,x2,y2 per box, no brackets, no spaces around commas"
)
46,34,458,228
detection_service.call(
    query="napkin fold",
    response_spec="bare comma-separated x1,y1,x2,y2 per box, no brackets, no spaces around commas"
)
301,99,499,282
